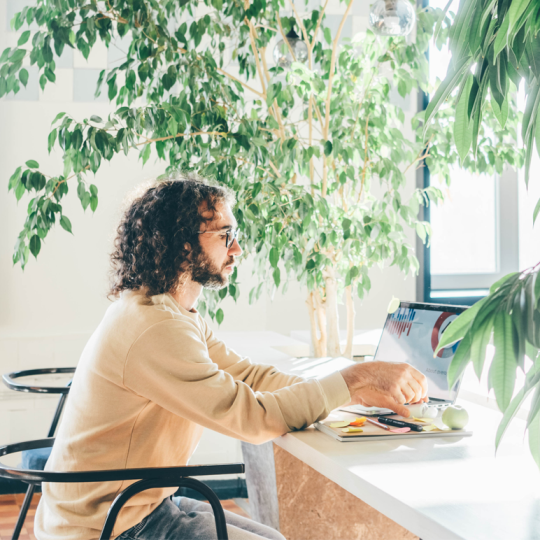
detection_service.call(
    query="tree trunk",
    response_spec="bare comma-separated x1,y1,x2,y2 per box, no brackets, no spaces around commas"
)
325,267,342,358
307,292,326,357
307,275,356,359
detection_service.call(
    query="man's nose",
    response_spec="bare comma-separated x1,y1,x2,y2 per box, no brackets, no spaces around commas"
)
228,239,242,256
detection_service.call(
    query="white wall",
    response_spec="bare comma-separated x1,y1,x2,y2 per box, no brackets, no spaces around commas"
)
0,0,416,465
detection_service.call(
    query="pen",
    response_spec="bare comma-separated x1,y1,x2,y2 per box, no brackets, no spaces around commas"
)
377,417,424,432
365,417,391,431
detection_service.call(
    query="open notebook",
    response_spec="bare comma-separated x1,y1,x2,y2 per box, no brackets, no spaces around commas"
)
315,412,472,442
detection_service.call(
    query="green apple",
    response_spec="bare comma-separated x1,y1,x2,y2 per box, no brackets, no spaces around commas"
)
442,405,469,429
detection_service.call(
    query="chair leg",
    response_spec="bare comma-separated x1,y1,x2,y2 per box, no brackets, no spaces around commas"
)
100,477,228,540
12,484,36,540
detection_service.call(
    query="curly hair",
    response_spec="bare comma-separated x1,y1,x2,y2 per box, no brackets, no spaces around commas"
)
109,172,235,298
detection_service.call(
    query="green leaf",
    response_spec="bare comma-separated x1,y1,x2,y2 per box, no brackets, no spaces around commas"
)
454,74,473,161
51,111,66,125
216,308,224,325
60,215,72,234
496,368,540,451
17,30,30,46
447,331,472,389
90,196,98,212
490,272,519,293
425,55,472,131
269,247,279,268
324,27,332,45
9,48,26,63
324,140,333,156
8,166,22,190
533,198,540,225
0,47,11,63
507,0,532,32
15,181,25,201
492,13,510,59
25,160,39,169
527,383,540,429
168,116,178,136
90,115,103,123
19,67,28,87
528,405,540,469
433,0,455,42
48,129,57,153
470,314,494,378
273,267,281,288
490,311,517,412
29,234,41,258
436,297,488,352
491,96,509,129
535,104,540,161
141,143,151,165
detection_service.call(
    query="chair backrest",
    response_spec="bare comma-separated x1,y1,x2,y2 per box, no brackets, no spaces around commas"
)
3,368,76,438
0,438,244,540
2,368,75,395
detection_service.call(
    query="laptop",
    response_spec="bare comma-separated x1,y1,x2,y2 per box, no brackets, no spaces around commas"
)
342,300,468,416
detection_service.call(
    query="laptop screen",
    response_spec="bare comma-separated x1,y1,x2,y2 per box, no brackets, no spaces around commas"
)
374,301,468,403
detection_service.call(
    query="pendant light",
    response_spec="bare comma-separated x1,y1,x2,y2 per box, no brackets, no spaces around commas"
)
273,27,309,69
369,0,416,37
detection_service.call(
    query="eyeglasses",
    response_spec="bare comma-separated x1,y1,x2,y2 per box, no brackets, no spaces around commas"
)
198,228,240,249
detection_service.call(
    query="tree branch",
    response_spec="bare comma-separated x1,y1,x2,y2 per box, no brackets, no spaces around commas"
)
323,0,353,139
245,18,267,96
311,0,330,50
260,45,286,140
216,67,265,99
357,114,370,203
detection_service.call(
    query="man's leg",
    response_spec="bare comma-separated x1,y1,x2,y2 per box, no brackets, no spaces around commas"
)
116,496,286,540
175,496,285,540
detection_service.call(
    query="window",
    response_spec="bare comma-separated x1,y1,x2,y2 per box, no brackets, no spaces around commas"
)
420,0,522,305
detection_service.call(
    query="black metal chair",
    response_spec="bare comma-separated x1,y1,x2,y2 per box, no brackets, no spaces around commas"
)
0,437,244,540
2,367,75,539
2,369,245,540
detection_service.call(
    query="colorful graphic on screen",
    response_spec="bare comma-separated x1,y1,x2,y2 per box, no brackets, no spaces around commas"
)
431,312,460,358
375,306,463,401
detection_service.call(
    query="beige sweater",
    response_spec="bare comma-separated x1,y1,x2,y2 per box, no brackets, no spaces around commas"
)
34,290,350,540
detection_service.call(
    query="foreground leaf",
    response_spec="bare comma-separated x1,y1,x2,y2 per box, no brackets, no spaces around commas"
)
490,311,517,412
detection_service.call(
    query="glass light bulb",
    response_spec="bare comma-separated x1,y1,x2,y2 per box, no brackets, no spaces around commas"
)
369,0,416,37
273,29,309,69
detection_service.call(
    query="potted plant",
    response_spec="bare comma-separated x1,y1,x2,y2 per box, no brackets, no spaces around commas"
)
1,0,521,358
426,0,540,466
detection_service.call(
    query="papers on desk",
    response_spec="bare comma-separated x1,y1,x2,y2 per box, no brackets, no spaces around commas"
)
316,411,473,442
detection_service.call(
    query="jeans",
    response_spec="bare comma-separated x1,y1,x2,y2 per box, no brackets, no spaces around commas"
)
116,497,286,540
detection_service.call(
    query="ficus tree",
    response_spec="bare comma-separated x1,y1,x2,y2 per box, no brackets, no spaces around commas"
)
426,0,540,467
1,0,522,358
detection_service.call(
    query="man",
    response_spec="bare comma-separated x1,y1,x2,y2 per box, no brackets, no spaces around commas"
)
35,174,427,540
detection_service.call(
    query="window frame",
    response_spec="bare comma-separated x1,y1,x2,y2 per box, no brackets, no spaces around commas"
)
417,0,520,306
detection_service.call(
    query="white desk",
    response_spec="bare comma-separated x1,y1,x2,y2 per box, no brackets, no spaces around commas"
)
218,331,540,540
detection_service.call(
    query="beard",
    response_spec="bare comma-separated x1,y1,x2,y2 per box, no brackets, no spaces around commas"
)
191,249,234,290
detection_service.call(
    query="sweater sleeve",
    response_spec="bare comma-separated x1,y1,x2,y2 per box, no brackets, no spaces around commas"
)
123,319,350,444
202,319,307,392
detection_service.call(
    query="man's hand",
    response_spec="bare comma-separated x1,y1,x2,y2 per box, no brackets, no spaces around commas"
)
340,361,428,418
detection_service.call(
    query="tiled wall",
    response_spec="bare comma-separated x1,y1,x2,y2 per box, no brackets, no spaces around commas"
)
3,0,381,104
0,333,89,464
4,0,132,103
